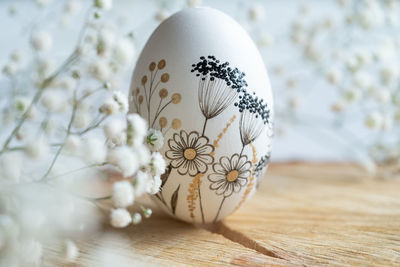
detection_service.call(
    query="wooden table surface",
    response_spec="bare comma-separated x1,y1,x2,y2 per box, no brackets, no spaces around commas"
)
45,163,400,266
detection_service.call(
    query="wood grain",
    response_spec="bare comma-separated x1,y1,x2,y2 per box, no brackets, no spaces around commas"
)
44,163,400,266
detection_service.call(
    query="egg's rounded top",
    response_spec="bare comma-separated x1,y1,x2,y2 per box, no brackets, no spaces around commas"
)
136,7,273,107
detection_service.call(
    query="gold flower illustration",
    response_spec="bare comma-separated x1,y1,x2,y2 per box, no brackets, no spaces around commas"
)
208,154,251,197
166,130,214,176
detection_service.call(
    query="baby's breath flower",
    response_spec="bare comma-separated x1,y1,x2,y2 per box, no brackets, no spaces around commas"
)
133,170,149,197
112,91,128,113
150,152,166,176
132,213,142,224
112,180,134,208
14,96,30,113
104,118,126,140
113,37,135,66
31,31,53,51
146,129,164,151
187,0,202,7
100,98,119,115
248,4,265,22
63,240,79,263
126,113,147,147
84,138,107,164
365,111,383,129
2,62,18,76
107,146,139,177
94,0,113,11
89,59,111,82
64,0,81,14
134,145,151,167
155,9,169,22
65,135,82,154
146,175,161,195
73,110,91,129
142,207,152,219
41,90,67,112
25,138,49,159
0,153,22,182
110,208,131,228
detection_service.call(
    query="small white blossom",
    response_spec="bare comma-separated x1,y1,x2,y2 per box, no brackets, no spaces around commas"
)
132,213,142,224
65,135,82,154
100,98,119,115
84,138,107,164
25,138,49,159
63,240,79,262
382,114,393,131
146,129,164,151
104,118,126,140
134,145,151,166
35,0,53,7
113,37,135,66
365,111,383,129
344,88,361,103
95,0,113,10
89,59,111,82
258,32,274,47
248,4,265,22
2,62,18,76
112,91,128,113
353,71,372,89
326,68,342,85
110,208,131,228
31,31,53,51
41,90,67,112
1,153,22,182
146,175,161,195
64,0,81,14
150,152,166,176
126,113,147,146
112,180,134,208
187,0,202,7
20,239,43,265
107,146,139,177
155,9,170,22
14,96,30,113
134,170,149,197
73,110,91,129
38,57,56,76
375,89,391,104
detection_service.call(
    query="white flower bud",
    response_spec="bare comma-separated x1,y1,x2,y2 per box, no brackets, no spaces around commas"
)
326,68,342,85
150,152,166,176
89,60,111,82
84,138,107,164
113,37,135,66
112,180,134,208
95,0,113,10
73,111,91,129
2,62,18,76
104,118,126,140
146,129,164,151
248,4,265,21
344,88,361,103
132,213,142,224
155,9,170,22
64,0,81,14
25,138,49,159
134,170,149,197
126,113,147,147
258,32,274,47
107,146,139,177
41,90,67,112
63,240,79,262
112,91,128,113
146,175,161,195
110,208,131,228
65,135,82,154
187,0,202,7
31,31,53,51
365,111,383,129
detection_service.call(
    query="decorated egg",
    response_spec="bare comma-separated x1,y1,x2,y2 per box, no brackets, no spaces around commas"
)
129,7,273,224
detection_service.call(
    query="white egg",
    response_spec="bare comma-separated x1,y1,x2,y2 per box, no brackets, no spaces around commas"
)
129,7,273,224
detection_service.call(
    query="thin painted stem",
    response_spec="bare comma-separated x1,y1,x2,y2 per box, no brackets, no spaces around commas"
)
198,184,206,224
202,118,208,136
213,196,226,223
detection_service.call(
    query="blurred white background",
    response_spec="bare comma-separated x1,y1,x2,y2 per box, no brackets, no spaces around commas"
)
1,0,398,163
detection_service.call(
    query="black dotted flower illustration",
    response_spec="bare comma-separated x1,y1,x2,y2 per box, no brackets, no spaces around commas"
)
191,56,247,135
208,153,251,197
239,109,266,147
165,130,214,176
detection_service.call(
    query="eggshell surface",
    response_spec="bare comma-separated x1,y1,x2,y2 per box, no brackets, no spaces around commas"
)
129,7,273,224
